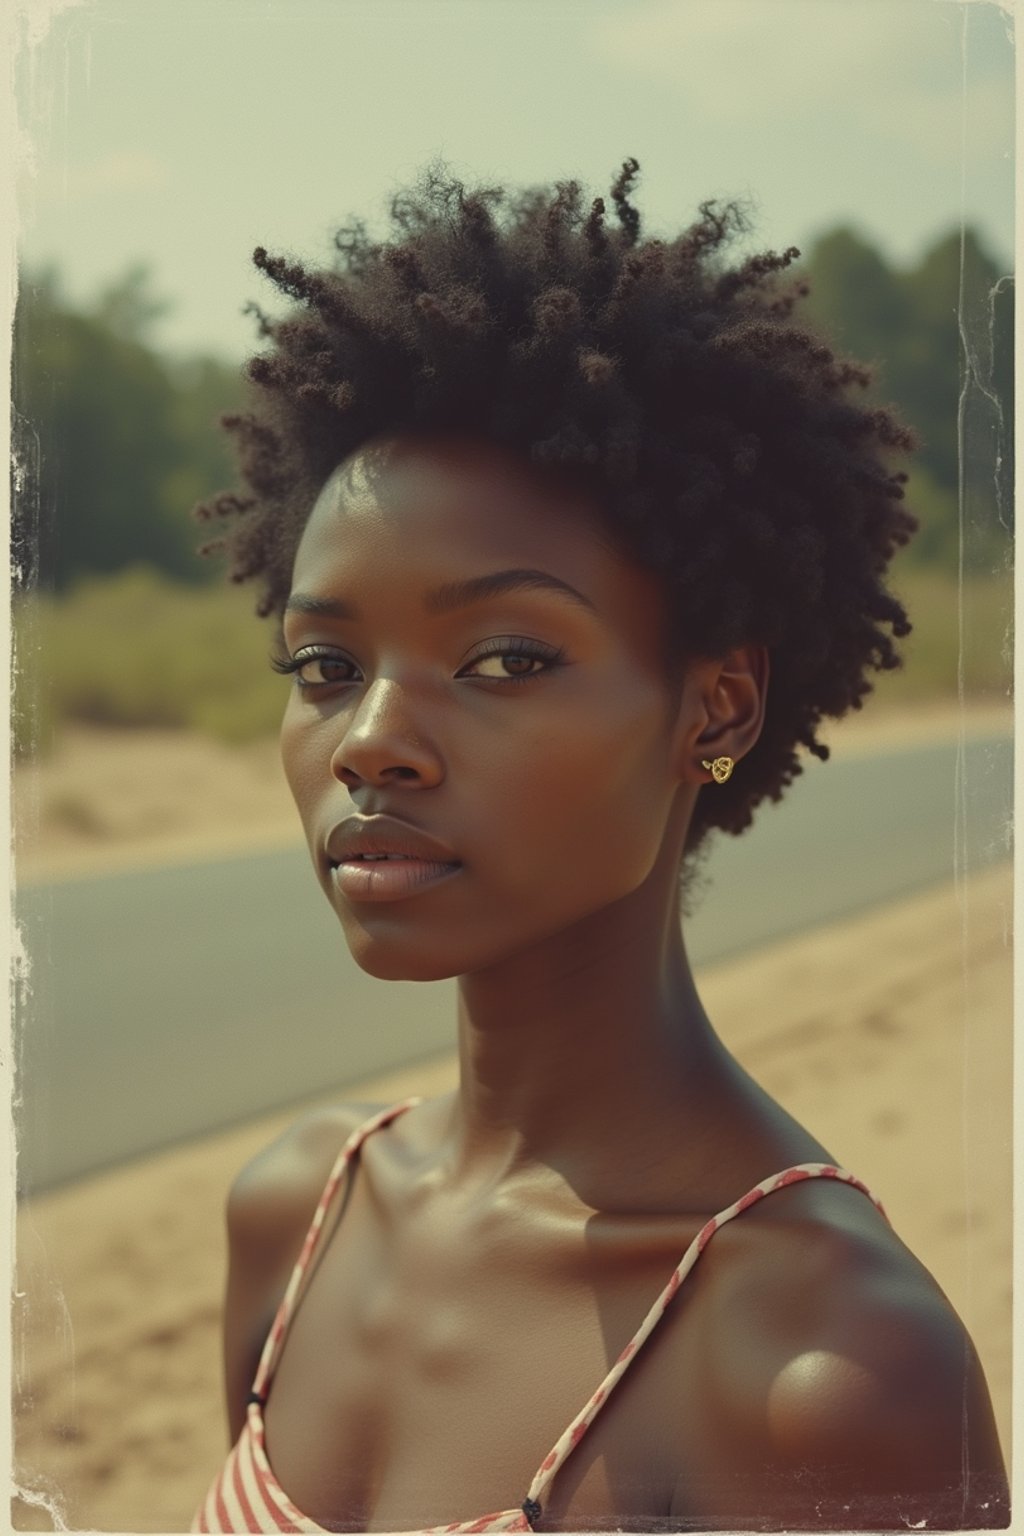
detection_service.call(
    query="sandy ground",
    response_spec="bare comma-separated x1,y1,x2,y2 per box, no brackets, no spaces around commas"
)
10,849,1012,1533
12,699,1013,886
9,704,1014,1529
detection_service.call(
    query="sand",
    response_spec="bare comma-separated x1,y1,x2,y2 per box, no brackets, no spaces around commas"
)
9,706,1014,1529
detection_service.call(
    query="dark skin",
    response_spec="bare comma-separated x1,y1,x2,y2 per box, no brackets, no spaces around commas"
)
223,433,1008,1532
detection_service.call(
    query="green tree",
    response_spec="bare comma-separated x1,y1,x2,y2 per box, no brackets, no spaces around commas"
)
11,266,243,592
990,273,1014,531
801,225,1013,570
797,226,912,380
895,230,997,489
164,352,248,540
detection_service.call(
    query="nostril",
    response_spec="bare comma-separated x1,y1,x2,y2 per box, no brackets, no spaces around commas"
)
329,724,443,788
335,762,422,787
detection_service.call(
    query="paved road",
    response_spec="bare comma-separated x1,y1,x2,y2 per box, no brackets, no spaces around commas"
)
15,732,1012,1194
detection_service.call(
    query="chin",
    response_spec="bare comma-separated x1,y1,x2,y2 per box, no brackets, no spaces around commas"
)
336,880,644,983
341,920,464,983
355,952,461,984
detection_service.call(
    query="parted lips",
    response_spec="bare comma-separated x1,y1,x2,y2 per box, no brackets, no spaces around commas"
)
325,814,462,867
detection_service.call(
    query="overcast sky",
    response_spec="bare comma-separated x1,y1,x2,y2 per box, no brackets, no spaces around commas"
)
13,0,1015,361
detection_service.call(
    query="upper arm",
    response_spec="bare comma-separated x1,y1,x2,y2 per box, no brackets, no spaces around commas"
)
761,1303,1009,1528
221,1103,377,1445
674,1220,1009,1529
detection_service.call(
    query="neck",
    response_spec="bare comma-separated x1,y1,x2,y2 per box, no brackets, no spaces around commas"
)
443,863,729,1204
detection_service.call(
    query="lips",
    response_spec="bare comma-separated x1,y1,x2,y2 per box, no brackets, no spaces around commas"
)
325,814,463,903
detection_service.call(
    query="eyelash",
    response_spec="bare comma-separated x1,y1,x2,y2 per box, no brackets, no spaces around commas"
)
269,637,567,692
270,649,359,689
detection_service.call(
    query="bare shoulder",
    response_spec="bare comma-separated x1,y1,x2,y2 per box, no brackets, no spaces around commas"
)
226,1100,383,1261
678,1180,1009,1528
221,1101,386,1442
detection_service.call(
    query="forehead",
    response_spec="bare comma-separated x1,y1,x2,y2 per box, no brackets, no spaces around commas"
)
293,433,621,579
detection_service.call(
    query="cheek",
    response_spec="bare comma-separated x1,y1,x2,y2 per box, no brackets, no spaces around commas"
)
483,685,677,890
279,705,326,831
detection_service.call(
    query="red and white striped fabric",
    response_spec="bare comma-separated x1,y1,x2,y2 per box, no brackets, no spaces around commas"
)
193,1099,886,1534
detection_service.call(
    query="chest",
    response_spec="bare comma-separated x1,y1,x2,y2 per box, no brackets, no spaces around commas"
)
259,1174,729,1532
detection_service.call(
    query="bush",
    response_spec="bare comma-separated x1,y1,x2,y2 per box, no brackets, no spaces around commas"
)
876,555,1013,704
12,566,287,755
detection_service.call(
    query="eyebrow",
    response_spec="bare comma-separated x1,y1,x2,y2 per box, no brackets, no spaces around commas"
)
284,568,597,620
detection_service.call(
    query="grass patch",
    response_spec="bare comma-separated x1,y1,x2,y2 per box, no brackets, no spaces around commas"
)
13,566,288,756
874,557,1013,705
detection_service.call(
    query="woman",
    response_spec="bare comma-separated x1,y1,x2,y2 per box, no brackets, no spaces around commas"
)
193,163,1007,1532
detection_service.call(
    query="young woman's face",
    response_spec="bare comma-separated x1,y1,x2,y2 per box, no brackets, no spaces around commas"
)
279,432,693,981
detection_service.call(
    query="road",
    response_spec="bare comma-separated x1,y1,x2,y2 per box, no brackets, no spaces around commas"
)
14,731,1012,1194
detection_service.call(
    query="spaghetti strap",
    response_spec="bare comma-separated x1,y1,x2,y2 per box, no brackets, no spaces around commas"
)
518,1161,887,1524
249,1097,423,1405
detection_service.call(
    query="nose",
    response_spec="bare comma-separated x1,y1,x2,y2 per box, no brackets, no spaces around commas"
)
330,677,444,791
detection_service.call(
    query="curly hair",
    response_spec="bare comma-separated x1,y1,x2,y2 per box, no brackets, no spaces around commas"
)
197,159,917,856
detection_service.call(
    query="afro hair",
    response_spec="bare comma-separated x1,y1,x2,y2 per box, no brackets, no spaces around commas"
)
197,159,917,855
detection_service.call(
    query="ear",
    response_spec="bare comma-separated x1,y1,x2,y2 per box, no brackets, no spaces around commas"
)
672,644,769,785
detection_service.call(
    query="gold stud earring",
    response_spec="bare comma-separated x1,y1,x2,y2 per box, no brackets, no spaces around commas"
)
701,756,735,785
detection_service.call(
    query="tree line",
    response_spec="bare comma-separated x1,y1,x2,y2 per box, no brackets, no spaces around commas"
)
11,226,1013,593
799,225,1012,568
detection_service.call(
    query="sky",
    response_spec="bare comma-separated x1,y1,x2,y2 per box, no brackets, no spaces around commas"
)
12,0,1016,362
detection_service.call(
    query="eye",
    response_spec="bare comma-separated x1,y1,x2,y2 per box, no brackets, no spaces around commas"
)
457,638,565,684
465,653,544,680
270,647,361,689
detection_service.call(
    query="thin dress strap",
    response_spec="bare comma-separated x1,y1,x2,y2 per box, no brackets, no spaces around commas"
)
516,1162,887,1528
249,1097,423,1406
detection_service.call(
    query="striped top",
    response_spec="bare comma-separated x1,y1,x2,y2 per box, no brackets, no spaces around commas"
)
193,1098,886,1535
